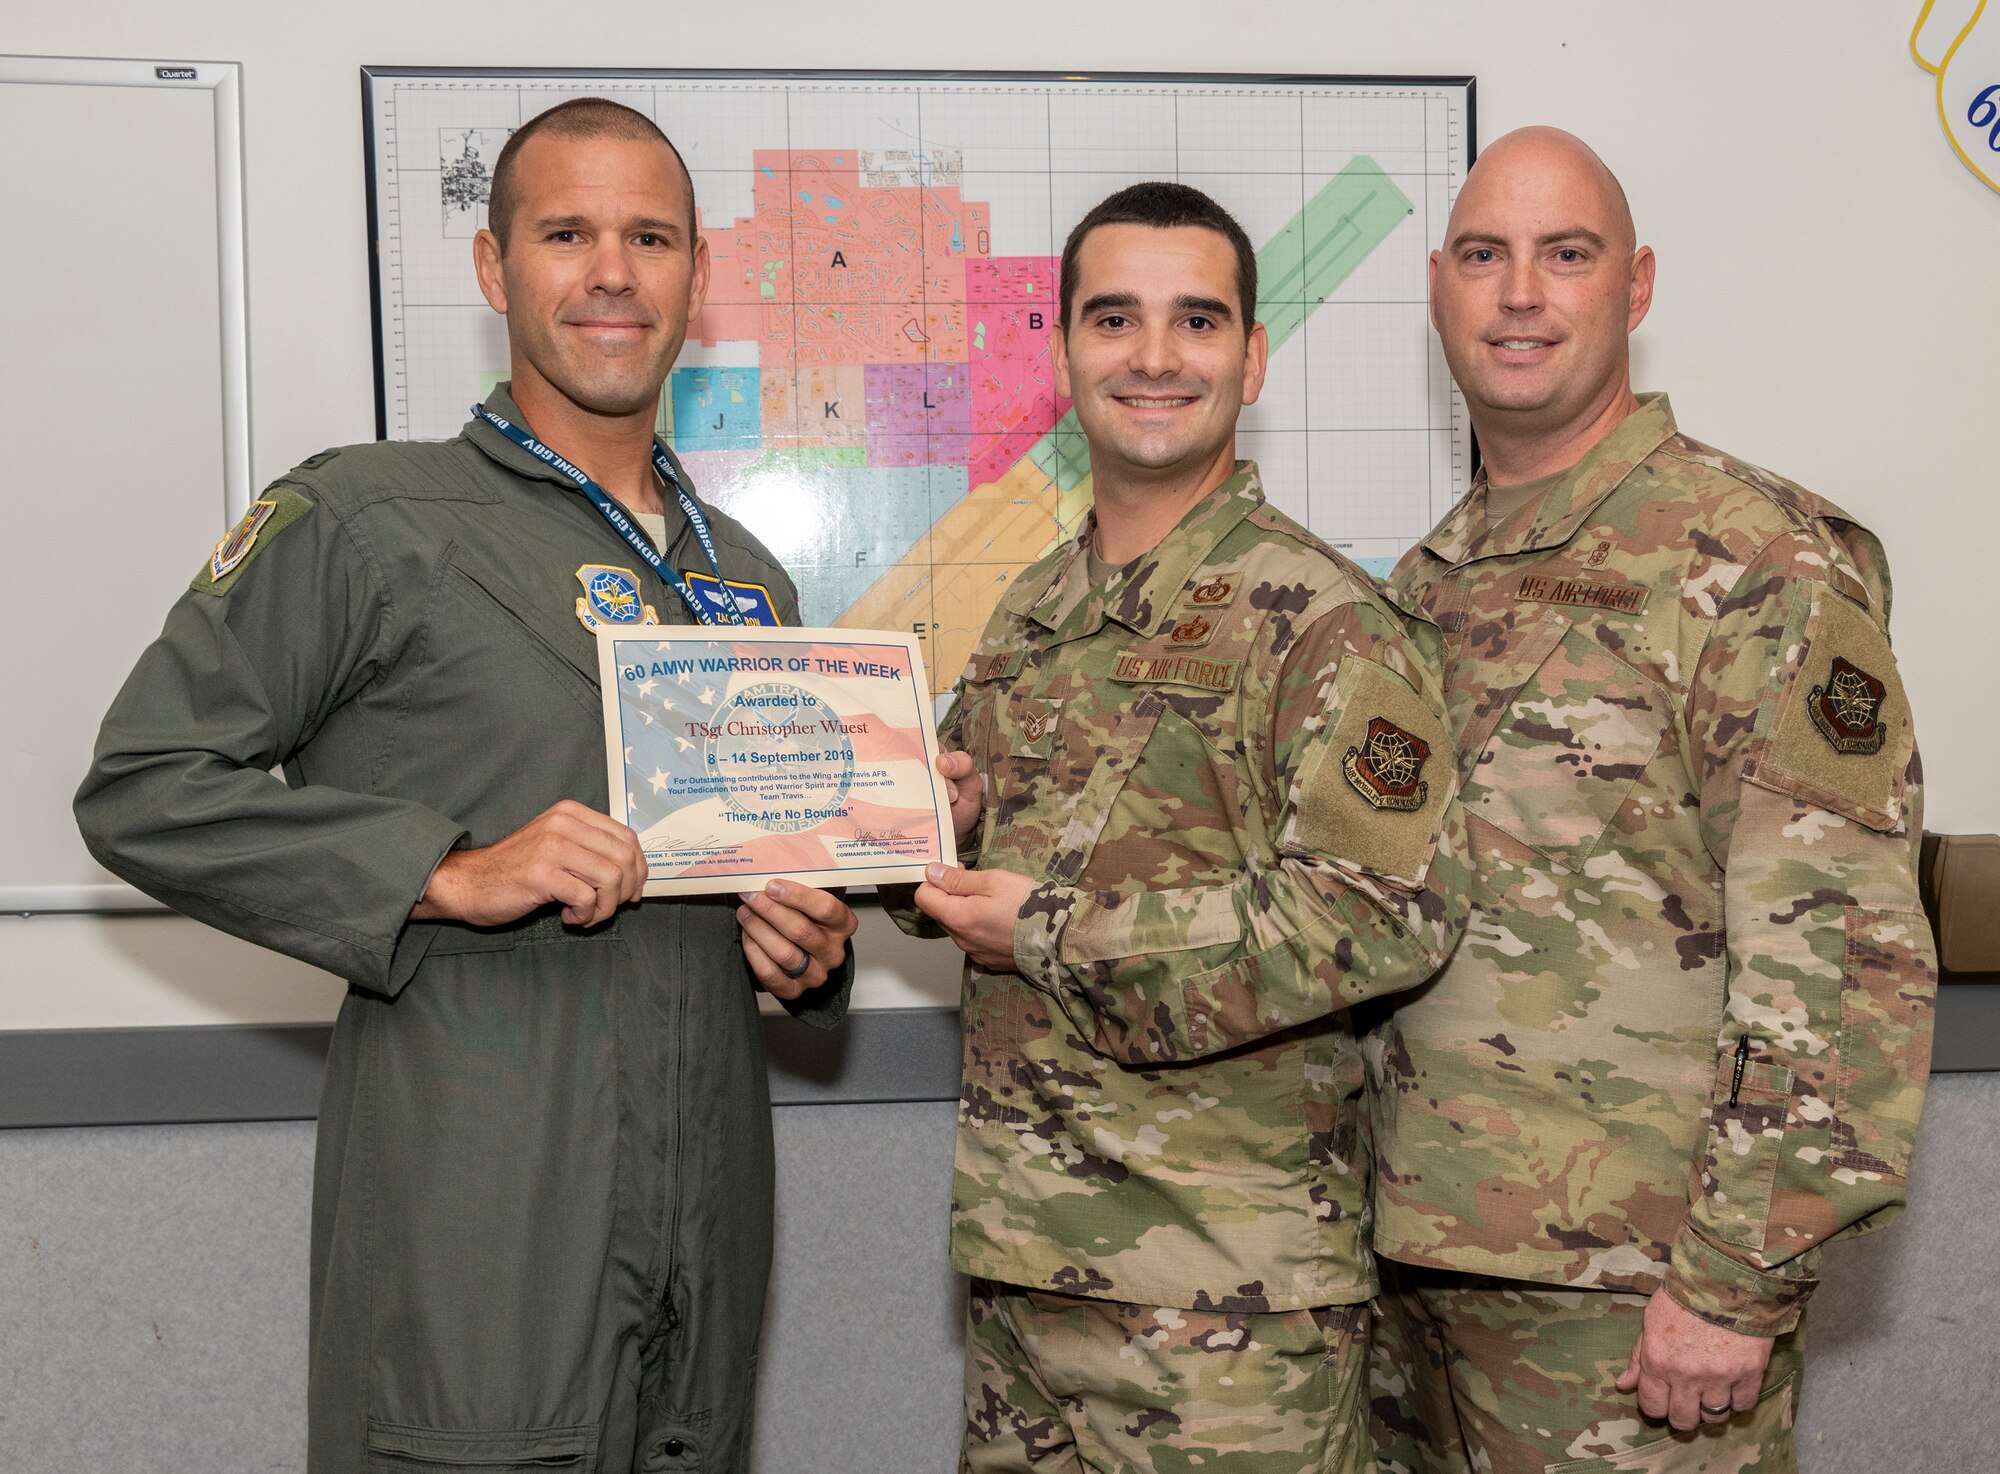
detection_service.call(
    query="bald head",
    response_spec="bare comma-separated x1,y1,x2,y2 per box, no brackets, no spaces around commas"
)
1450,127,1635,259
1429,127,1654,479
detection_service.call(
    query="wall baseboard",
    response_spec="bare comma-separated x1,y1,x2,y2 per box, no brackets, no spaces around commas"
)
4,988,1994,1130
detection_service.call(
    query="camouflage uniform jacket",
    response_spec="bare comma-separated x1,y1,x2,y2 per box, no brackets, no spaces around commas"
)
898,464,1469,1311
1369,395,1936,1335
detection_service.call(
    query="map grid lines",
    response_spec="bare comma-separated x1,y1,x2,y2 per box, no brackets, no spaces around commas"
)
362,71,1475,691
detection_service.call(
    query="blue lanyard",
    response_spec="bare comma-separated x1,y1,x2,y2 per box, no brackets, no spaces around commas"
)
474,404,746,627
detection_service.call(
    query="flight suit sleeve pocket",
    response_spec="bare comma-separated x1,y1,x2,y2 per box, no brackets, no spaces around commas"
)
364,1420,597,1470
1284,657,1452,886
1746,583,1911,833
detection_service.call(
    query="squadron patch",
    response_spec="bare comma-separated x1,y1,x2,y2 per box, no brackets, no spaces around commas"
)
1808,657,1888,755
210,500,277,581
193,485,314,595
1342,717,1433,812
682,570,781,626
573,565,659,632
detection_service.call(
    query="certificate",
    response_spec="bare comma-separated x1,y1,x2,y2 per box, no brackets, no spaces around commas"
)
597,626,957,895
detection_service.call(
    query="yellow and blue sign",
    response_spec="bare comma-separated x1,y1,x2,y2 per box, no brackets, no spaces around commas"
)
1914,1,2000,195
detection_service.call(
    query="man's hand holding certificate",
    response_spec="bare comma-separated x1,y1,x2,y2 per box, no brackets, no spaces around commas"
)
598,627,958,895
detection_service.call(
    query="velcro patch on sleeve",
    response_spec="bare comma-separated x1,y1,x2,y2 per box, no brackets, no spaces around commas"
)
192,485,314,596
1752,583,1910,831
1286,657,1453,884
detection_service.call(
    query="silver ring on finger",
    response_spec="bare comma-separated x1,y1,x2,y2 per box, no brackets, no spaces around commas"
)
1700,1402,1732,1420
781,951,812,980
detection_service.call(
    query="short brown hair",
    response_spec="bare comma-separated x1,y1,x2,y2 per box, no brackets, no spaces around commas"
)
1058,182,1258,331
486,97,696,248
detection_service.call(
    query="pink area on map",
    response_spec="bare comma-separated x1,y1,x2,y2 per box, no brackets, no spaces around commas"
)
686,152,1069,486
863,362,971,466
968,258,1069,488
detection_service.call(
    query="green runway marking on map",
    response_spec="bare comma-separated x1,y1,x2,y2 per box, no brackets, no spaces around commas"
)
1034,156,1415,524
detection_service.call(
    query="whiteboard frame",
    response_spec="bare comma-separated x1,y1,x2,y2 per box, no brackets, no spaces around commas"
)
0,56,251,914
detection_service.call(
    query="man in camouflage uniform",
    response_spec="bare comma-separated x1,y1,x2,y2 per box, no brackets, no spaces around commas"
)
1366,127,1936,1473
902,182,1469,1471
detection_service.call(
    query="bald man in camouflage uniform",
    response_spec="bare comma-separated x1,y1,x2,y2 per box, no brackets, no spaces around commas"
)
904,182,1470,1471
1365,128,1936,1474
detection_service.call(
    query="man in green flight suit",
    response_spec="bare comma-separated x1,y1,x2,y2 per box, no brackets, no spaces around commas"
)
1366,127,1937,1474
75,98,856,1474
902,182,1471,1472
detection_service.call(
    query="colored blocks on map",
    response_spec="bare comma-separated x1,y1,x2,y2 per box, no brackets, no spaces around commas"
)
767,303,965,368
1031,420,1093,493
967,431,1047,495
764,363,867,448
864,362,972,466
670,367,762,451
968,257,1055,304
971,304,1063,428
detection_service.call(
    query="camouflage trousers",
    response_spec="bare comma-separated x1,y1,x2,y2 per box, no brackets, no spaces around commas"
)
1369,1264,1804,1474
963,1278,1375,1473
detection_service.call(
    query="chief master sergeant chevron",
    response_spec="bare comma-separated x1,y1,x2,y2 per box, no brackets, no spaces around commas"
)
900,181,1471,1472
1364,127,1937,1474
74,99,858,1474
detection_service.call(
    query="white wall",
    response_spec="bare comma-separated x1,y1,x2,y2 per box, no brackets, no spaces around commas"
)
5,0,1994,1029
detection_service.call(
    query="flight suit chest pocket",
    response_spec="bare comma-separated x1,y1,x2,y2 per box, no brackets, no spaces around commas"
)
1460,622,1669,873
437,549,602,718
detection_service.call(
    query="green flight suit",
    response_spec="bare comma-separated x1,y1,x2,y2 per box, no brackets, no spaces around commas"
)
74,386,849,1474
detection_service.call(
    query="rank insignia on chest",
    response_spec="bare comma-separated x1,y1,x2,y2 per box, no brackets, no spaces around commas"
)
574,564,659,631
1189,575,1234,606
1808,657,1888,755
1342,717,1432,812
683,570,781,626
210,500,277,581
1019,709,1054,743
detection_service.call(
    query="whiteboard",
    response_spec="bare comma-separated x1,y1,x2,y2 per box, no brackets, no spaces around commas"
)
0,56,249,912
362,69,1476,692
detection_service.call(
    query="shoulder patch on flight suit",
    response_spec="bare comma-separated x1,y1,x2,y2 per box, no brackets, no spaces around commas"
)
192,486,314,596
1287,657,1452,884
1752,583,1909,831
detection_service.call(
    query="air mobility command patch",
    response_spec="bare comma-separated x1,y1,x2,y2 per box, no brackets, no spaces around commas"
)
1754,581,1909,831
1289,657,1452,884
1343,717,1432,812
192,486,314,596
573,565,659,631
1808,657,1888,755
